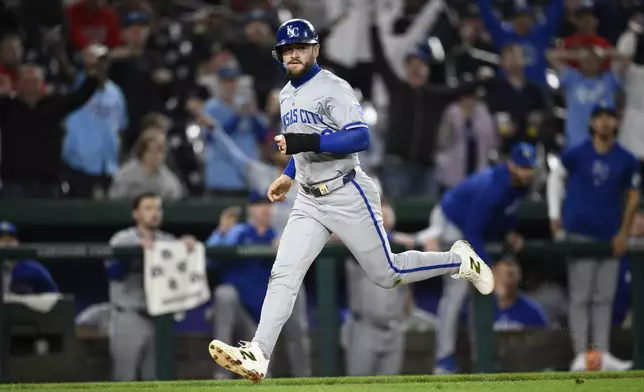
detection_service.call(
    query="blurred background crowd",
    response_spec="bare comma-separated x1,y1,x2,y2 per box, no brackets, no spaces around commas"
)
5,0,644,201
1,0,644,382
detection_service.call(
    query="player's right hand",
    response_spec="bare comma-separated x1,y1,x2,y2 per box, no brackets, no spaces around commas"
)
267,174,293,202
275,135,287,155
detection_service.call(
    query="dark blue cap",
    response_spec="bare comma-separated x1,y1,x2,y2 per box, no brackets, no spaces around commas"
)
406,44,431,63
249,190,271,204
591,102,617,118
217,66,242,79
0,221,17,236
244,10,268,24
510,142,537,168
121,11,149,28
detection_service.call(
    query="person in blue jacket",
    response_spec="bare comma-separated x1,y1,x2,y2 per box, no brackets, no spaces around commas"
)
476,0,564,86
0,221,58,295
417,142,536,373
206,191,311,378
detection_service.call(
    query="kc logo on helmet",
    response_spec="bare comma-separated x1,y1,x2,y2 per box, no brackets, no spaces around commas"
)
286,25,299,38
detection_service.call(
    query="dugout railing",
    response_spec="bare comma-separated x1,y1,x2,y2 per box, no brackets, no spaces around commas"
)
0,198,549,227
0,241,643,382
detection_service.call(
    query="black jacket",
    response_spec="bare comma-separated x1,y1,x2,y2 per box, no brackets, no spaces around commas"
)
371,25,456,166
0,76,98,183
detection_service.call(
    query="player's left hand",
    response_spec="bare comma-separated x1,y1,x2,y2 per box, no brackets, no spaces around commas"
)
611,231,628,257
181,235,198,252
506,231,525,252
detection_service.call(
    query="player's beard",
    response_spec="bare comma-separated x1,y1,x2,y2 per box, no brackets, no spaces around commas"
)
287,58,315,78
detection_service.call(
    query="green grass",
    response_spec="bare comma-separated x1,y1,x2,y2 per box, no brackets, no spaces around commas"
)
5,372,644,392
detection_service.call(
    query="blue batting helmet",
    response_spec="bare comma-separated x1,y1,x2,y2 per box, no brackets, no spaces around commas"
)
272,19,319,66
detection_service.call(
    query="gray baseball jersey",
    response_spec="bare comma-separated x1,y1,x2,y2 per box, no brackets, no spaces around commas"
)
279,69,364,185
106,226,175,381
250,67,462,362
106,227,176,310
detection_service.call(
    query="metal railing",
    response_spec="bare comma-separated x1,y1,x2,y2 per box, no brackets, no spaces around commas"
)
1,241,642,381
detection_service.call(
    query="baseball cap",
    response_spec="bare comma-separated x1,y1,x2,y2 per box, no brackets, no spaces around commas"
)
244,10,269,24
217,66,242,80
405,44,431,63
510,142,537,168
591,102,617,118
121,11,149,28
457,82,478,98
0,221,17,237
249,190,271,205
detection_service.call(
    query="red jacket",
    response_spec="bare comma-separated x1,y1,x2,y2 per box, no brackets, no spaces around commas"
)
66,2,121,50
563,33,612,69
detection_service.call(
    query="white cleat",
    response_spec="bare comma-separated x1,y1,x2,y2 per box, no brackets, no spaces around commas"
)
570,353,586,371
601,352,633,371
208,340,269,384
450,240,495,295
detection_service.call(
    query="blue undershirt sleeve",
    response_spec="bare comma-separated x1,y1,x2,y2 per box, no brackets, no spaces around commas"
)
283,157,296,179
319,126,370,154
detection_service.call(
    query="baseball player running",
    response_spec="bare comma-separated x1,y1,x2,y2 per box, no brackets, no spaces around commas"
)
207,19,494,383
417,142,534,374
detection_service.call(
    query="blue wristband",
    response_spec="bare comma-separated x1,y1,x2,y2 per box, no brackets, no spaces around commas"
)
283,157,296,179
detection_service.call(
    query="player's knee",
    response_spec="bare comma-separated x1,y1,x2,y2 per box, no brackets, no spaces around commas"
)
367,270,397,289
214,284,240,306
267,269,300,291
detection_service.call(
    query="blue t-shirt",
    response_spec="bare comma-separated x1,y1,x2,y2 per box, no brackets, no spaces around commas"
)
494,293,548,331
560,67,622,148
63,74,127,176
476,0,564,86
206,222,275,322
561,141,639,240
203,98,268,191
441,164,529,263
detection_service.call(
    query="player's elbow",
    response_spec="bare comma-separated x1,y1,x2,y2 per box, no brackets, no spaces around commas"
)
354,126,370,152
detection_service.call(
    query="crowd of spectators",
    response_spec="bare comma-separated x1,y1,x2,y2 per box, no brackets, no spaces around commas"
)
3,0,644,377
0,0,642,201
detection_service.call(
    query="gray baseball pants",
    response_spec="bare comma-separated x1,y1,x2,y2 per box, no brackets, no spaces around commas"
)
252,169,462,360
